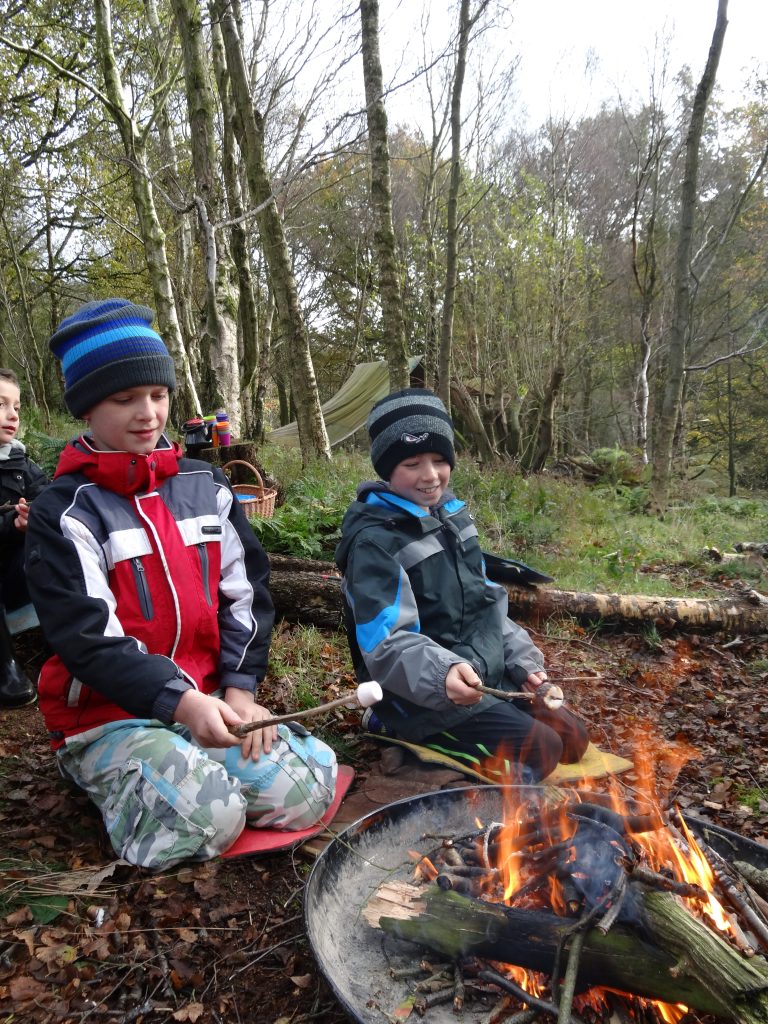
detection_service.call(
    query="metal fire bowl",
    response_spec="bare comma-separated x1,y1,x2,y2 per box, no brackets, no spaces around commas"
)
304,784,548,1024
304,784,768,1024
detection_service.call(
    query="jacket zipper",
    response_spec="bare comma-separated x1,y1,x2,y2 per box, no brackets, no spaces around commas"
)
131,557,154,620
197,543,212,605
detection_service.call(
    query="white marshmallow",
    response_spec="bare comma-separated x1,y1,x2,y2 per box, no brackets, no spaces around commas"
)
356,681,383,707
541,684,564,710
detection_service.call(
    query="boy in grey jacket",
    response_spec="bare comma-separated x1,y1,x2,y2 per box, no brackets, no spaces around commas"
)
335,388,588,783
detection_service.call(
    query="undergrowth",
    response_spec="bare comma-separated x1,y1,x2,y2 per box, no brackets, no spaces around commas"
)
257,443,768,597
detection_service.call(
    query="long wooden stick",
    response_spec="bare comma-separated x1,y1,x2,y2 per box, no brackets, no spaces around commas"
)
477,683,565,709
477,684,536,701
229,682,385,738
229,693,361,737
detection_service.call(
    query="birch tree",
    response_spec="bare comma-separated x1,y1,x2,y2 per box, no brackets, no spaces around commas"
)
211,0,330,462
171,0,242,434
93,0,201,422
1,7,202,419
649,0,728,514
437,0,491,409
210,18,262,437
359,0,409,391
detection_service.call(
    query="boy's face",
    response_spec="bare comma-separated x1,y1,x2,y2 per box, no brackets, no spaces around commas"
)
85,385,170,455
0,379,21,443
388,452,451,511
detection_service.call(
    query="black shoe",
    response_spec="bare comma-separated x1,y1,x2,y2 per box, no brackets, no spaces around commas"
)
361,707,396,737
0,659,36,708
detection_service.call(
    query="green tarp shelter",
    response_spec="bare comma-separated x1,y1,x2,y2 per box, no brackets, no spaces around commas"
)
268,356,423,448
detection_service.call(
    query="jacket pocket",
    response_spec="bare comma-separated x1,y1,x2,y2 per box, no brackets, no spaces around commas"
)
197,544,213,606
131,557,154,620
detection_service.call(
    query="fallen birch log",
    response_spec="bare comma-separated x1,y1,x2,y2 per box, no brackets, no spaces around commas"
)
266,556,768,634
364,880,768,1023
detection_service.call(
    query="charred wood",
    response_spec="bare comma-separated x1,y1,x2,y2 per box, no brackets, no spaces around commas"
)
364,880,768,1022
734,863,768,903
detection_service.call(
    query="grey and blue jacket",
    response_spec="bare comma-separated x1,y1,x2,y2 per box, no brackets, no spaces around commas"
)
334,481,544,742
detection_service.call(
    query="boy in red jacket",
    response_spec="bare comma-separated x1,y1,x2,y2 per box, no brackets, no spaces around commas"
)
26,298,336,870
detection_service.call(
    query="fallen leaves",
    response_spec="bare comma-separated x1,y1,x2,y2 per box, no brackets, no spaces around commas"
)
172,1003,205,1021
1,617,766,1023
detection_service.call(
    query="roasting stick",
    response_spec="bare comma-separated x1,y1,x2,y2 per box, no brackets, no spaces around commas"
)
476,682,565,711
229,680,383,737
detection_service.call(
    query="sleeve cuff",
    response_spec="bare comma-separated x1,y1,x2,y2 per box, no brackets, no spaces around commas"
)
219,670,259,695
151,677,194,723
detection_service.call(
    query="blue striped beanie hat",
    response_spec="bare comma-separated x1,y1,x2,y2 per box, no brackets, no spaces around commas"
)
367,387,455,480
49,298,177,417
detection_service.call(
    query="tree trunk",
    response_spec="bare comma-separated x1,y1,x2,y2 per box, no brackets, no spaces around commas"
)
650,0,728,514
1,210,51,426
252,286,274,443
143,0,199,392
524,362,565,473
364,881,768,1022
359,0,409,392
172,0,242,436
94,0,200,422
210,16,261,438
264,557,768,634
449,378,496,463
629,99,666,465
437,0,473,410
211,0,330,463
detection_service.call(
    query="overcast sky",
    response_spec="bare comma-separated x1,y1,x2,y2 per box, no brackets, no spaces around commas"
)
378,0,767,130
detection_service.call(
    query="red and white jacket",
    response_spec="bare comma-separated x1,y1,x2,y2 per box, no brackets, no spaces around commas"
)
25,436,274,748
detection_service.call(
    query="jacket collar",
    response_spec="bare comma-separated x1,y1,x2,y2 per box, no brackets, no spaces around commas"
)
54,434,182,496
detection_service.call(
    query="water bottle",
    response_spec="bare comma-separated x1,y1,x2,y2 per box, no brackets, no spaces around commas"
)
215,410,231,447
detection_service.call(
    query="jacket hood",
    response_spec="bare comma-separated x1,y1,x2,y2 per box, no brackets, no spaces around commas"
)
0,440,28,463
334,479,459,572
53,434,182,496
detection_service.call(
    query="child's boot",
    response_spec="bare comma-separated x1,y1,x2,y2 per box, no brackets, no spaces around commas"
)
0,609,36,708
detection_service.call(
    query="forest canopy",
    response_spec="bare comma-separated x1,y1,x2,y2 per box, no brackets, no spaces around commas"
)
0,0,766,507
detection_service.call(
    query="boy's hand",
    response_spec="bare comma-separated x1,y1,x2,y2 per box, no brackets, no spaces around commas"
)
523,670,549,694
225,687,278,761
173,689,245,749
13,498,29,532
445,662,483,705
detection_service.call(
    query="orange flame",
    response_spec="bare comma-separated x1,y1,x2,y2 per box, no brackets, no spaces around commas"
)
409,851,438,882
468,724,737,1019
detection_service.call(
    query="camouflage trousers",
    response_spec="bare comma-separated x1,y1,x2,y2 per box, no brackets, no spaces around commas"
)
57,716,338,871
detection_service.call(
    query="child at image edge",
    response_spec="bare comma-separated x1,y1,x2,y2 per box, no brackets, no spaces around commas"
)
335,388,589,783
0,368,47,708
25,298,337,871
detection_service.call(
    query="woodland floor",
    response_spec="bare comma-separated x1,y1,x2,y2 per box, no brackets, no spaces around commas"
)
0,566,767,1024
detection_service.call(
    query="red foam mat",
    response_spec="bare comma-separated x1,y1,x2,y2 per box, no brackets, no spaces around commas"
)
220,764,355,858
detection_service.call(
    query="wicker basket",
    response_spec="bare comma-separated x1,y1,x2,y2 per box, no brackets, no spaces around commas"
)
223,460,277,519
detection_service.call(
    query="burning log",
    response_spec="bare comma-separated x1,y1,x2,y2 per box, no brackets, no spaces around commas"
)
734,863,768,903
364,881,768,1023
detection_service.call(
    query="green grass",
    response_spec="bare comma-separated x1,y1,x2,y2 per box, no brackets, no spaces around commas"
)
734,786,766,813
259,443,768,597
268,624,352,705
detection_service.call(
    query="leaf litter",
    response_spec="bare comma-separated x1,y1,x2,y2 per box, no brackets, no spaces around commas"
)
1,602,766,1022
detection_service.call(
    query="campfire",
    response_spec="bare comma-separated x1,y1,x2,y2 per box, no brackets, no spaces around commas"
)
305,781,768,1024
361,781,768,1023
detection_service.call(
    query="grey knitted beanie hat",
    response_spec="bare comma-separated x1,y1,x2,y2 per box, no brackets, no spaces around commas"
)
366,388,455,480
